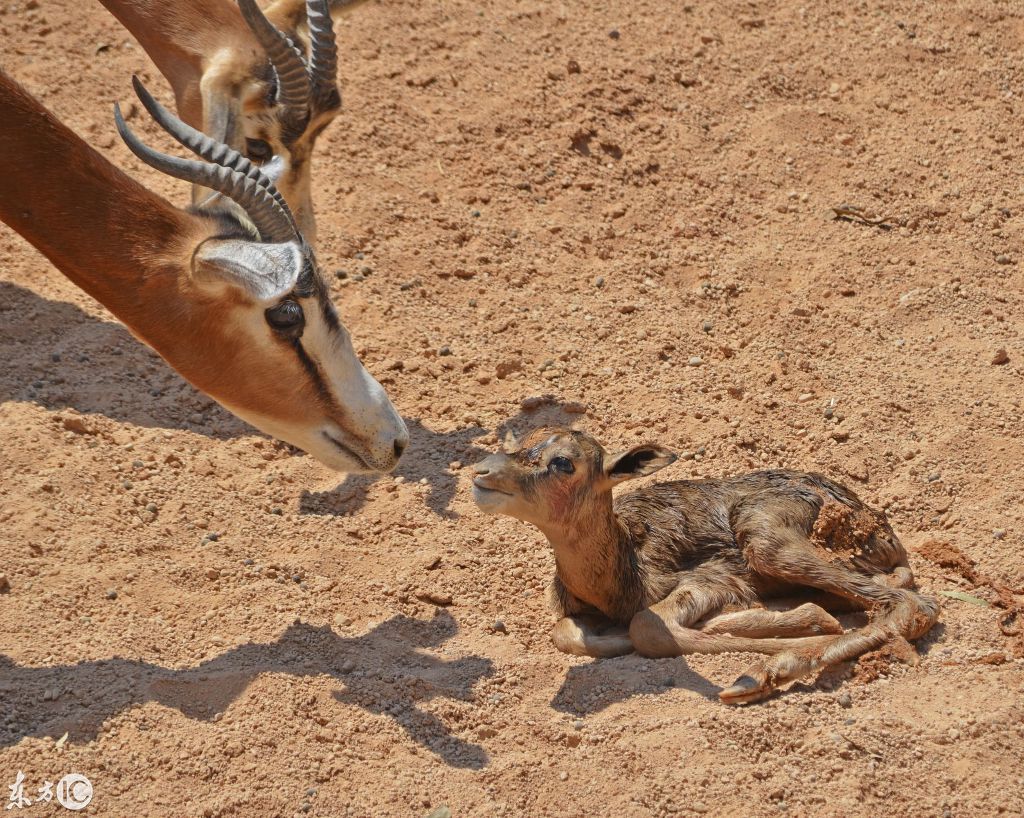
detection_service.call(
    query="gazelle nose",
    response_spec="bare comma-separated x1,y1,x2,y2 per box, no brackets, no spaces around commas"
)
393,437,407,460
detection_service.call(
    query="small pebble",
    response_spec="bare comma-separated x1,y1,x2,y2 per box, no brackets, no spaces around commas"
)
0,575,9,594
105,589,118,600
993,529,1006,540
702,320,713,332
837,692,852,708
491,619,507,633
438,346,452,357
991,348,1009,365
608,28,620,39
688,356,703,367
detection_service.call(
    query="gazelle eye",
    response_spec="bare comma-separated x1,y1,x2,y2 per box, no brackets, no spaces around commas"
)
245,138,273,162
265,299,304,334
548,456,575,474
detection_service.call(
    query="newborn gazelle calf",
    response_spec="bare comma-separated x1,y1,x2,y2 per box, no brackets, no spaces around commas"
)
472,427,939,703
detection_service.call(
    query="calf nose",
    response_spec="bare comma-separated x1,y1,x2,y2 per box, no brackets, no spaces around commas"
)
473,453,508,475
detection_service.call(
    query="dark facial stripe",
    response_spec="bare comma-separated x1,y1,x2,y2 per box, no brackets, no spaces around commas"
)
319,296,340,333
292,338,347,422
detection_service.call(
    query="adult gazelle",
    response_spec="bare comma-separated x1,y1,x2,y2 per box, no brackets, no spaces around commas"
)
0,69,407,472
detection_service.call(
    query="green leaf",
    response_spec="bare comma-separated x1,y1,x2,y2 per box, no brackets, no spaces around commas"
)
938,590,989,607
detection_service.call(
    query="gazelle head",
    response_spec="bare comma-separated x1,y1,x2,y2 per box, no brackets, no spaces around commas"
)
197,0,344,242
116,78,407,473
471,427,677,533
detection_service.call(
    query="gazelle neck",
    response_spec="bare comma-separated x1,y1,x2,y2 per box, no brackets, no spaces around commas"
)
0,70,203,333
95,0,260,128
541,496,643,621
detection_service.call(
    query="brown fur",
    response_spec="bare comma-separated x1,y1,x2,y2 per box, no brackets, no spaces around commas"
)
0,69,400,471
472,426,940,704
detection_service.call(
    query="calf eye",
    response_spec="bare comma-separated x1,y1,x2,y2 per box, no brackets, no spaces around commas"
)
265,300,304,334
548,456,575,474
246,138,273,163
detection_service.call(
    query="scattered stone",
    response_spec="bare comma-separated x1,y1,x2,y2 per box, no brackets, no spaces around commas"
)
991,348,1009,365
416,589,453,606
521,395,556,411
594,275,605,288
341,659,356,673
831,430,850,442
797,392,814,403
0,575,10,594
619,304,638,314
702,320,713,332
62,415,94,435
438,346,452,356
837,692,852,708
206,568,221,581
496,359,523,379
992,529,1006,540
688,356,704,367
608,29,620,40
105,589,118,600
491,619,507,634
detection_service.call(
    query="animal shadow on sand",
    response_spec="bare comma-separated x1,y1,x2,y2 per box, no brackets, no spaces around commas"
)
0,280,250,438
551,655,722,715
0,611,493,769
299,401,591,519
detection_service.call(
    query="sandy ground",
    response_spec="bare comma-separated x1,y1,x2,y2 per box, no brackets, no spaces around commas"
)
2,0,1024,815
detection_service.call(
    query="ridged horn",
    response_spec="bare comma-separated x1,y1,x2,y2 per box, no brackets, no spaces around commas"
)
238,0,311,121
129,76,297,229
113,85,297,244
306,0,339,109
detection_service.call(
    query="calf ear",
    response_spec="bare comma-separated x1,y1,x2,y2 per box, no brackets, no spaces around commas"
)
192,239,303,302
502,429,521,454
602,444,677,485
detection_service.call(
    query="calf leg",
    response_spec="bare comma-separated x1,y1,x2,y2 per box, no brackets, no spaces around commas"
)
700,603,843,638
720,530,939,704
551,614,633,658
628,581,840,659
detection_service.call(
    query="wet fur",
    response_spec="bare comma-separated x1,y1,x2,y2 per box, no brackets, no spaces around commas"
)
473,427,940,703
551,470,910,624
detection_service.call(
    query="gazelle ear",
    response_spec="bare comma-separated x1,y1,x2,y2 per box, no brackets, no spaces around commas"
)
502,429,521,454
192,239,303,302
602,443,677,485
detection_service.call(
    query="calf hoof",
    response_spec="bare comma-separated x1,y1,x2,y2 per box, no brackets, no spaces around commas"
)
719,652,820,705
719,669,777,706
